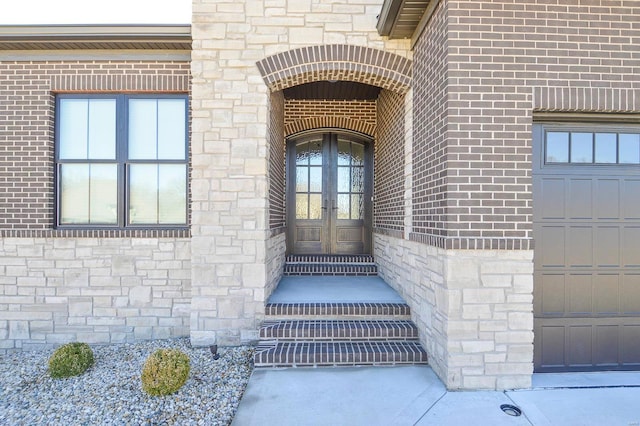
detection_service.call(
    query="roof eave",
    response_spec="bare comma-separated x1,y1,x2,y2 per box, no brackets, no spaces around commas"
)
377,0,435,41
376,0,404,37
0,24,192,51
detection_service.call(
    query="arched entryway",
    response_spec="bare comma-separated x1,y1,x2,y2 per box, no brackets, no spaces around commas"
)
287,130,373,255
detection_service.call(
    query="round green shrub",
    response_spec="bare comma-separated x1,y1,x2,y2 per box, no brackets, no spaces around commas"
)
141,348,190,396
48,342,94,379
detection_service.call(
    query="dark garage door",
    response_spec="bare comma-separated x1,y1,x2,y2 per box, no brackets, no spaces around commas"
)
533,124,640,372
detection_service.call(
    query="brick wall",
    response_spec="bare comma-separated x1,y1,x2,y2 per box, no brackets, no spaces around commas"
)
374,89,405,236
269,91,286,230
411,0,450,244
284,99,376,137
0,60,190,231
413,0,640,250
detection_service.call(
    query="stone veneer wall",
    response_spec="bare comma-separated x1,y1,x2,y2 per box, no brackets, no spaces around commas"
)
190,0,412,346
1,237,191,351
375,234,533,390
0,59,192,351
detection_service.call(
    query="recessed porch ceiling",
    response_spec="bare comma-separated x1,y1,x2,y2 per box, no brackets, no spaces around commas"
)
377,0,431,39
283,81,382,101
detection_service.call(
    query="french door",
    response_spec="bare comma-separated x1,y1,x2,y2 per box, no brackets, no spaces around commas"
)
287,132,372,255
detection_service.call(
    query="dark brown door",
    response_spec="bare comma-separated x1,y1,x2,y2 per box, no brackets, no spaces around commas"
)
287,132,372,255
533,124,640,372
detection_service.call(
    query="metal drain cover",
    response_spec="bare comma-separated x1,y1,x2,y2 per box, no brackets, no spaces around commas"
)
500,404,523,417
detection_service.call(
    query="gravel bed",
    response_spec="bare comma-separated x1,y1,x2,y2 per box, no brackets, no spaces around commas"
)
0,338,255,426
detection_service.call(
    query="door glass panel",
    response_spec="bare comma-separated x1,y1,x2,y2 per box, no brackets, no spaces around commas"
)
296,194,309,219
351,194,363,220
309,140,322,165
571,132,593,163
296,167,308,192
309,194,322,220
295,140,323,221
337,194,350,219
351,167,364,192
338,140,350,166
296,142,309,165
309,167,322,192
352,143,364,166
337,167,350,192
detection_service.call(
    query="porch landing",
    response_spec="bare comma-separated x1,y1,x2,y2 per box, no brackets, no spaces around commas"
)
268,275,405,304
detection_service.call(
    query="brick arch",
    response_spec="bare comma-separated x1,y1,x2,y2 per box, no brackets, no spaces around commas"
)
257,45,412,94
285,117,375,138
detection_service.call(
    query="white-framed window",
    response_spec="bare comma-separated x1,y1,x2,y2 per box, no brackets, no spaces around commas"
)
55,94,188,228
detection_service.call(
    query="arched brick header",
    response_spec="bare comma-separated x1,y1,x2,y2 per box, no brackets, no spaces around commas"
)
257,45,412,94
285,117,375,137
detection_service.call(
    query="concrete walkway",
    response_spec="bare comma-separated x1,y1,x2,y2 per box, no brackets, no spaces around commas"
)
232,366,640,425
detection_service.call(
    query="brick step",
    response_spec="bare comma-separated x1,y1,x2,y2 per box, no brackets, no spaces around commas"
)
285,254,375,264
260,319,418,341
254,341,428,368
284,254,377,276
265,302,411,320
283,263,378,276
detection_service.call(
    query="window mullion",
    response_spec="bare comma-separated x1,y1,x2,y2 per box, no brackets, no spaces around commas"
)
118,94,127,229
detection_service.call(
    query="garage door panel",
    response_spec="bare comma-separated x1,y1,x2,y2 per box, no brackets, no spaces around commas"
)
540,178,566,219
541,226,565,267
568,326,593,367
595,325,619,367
594,226,620,267
538,325,566,369
622,227,640,266
596,179,620,219
594,274,620,315
568,179,592,219
537,273,566,315
622,180,640,219
567,274,592,315
622,274,640,314
567,226,592,267
622,325,640,365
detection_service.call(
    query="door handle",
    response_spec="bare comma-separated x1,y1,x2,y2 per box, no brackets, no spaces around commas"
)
331,200,338,210
322,199,328,210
